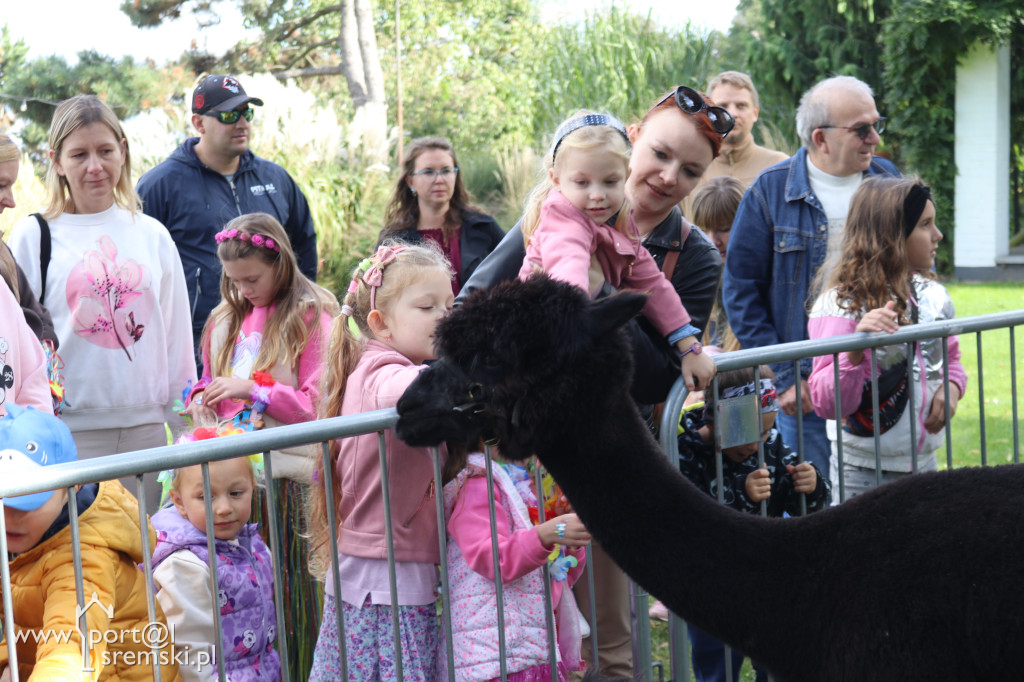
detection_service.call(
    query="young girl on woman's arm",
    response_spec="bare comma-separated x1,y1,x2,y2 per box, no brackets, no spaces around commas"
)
306,242,454,681
518,111,716,392
808,176,967,500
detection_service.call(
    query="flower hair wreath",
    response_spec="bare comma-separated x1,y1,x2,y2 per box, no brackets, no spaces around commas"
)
215,228,280,253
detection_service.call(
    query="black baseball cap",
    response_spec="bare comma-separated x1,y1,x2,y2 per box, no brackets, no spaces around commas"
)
192,75,264,115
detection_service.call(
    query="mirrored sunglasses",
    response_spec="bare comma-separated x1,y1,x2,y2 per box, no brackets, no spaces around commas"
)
211,108,255,125
654,86,735,137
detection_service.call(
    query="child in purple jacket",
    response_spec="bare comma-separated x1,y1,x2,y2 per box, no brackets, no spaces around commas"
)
152,455,280,681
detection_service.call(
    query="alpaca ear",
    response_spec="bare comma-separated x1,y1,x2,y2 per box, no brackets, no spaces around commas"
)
588,291,647,338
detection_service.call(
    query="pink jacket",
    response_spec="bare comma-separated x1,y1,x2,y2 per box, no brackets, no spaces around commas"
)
519,190,690,338
808,277,968,468
443,454,585,681
336,340,446,563
0,283,51,416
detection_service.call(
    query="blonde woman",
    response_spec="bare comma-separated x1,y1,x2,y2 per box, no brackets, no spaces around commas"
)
8,96,195,507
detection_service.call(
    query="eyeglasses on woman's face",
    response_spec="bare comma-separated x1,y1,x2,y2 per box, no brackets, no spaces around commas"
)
818,116,886,141
411,167,458,180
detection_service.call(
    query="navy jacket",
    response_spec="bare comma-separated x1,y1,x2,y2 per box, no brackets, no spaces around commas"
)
136,138,317,348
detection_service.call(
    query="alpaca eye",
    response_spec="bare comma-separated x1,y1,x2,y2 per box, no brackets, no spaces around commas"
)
481,353,502,371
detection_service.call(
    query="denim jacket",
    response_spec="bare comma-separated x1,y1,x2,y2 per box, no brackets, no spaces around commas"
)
722,147,899,392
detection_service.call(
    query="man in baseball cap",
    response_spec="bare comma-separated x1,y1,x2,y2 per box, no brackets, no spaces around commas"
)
136,75,318,367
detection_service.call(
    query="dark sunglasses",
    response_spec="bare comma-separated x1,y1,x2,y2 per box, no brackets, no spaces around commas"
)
210,108,255,125
818,116,886,141
655,86,735,137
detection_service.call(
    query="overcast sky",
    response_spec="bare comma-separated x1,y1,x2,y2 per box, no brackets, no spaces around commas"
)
5,0,738,64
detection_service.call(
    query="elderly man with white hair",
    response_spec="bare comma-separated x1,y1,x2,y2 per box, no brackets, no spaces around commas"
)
722,75,899,479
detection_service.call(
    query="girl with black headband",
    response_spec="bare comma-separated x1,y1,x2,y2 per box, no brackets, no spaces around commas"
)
806,176,967,501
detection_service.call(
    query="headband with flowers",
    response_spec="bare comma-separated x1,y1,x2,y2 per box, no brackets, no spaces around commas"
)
215,228,281,253
341,244,405,316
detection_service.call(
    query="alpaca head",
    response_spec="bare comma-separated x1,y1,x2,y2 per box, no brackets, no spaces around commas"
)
396,275,646,460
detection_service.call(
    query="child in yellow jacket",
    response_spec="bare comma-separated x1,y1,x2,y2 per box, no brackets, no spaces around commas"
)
0,404,181,681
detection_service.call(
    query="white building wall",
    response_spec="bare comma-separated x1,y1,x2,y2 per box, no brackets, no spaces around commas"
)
954,42,1010,269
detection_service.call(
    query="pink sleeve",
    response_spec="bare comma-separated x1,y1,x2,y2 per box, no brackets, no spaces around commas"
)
263,309,333,424
519,197,596,292
448,476,553,582
3,286,51,415
808,315,871,419
944,334,968,398
186,326,215,405
624,246,690,335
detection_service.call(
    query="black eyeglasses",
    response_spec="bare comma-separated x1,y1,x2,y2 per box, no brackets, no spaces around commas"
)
818,117,886,141
209,108,255,125
655,86,735,137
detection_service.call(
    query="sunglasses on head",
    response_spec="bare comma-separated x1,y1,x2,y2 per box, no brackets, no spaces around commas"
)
818,116,886,141
655,86,735,137
210,108,255,125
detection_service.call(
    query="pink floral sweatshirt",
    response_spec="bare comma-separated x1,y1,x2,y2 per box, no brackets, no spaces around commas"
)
8,206,196,432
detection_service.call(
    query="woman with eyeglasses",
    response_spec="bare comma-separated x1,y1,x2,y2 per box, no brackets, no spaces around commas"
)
378,136,504,294
455,87,731,678
7,95,196,506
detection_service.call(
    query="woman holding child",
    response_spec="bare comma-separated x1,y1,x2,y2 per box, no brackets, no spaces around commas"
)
461,86,730,677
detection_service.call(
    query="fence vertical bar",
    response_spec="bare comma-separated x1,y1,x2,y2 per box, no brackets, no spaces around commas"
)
1011,326,1020,464
976,332,987,466
262,451,291,681
200,463,227,682
68,485,91,674
432,445,455,682
377,432,404,682
0,502,20,681
832,354,845,503
481,446,508,681
529,460,561,682
135,475,163,681
320,441,349,679
908,342,919,473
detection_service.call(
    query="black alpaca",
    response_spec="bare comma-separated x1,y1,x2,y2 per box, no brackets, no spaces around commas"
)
396,275,1024,682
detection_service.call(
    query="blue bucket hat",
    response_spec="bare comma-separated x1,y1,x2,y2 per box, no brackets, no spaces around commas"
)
0,404,78,511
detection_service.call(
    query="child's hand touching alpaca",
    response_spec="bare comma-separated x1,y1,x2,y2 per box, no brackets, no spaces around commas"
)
537,513,590,549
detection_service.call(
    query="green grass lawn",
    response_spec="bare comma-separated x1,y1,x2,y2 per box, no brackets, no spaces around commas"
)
644,281,1024,680
944,281,1024,467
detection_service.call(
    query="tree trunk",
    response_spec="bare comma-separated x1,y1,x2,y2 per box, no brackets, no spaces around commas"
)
339,0,388,164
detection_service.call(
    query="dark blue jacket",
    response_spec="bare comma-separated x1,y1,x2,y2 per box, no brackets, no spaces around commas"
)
136,138,317,348
722,148,899,392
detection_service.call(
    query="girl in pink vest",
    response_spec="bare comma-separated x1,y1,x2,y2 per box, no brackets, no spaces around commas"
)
442,453,589,682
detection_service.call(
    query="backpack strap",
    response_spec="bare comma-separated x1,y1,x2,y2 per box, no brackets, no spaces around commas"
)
660,216,692,278
32,213,51,305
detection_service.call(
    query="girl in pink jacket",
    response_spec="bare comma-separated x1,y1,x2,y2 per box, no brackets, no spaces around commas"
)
443,453,589,682
808,176,967,501
518,110,716,393
308,241,455,682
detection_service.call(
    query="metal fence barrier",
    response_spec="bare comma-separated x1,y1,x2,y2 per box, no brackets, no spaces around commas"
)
1,309,1021,682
